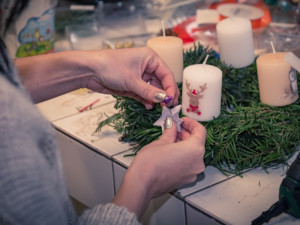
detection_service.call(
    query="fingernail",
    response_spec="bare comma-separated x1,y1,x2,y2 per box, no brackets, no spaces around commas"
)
164,117,173,129
163,96,172,104
155,92,166,102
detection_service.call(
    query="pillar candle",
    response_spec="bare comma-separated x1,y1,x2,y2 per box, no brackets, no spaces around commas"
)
182,64,222,121
147,36,183,83
256,52,299,106
216,17,255,68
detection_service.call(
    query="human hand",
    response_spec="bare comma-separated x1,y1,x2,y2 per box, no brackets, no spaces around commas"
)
113,117,206,219
13,47,179,104
86,47,180,109
133,117,206,196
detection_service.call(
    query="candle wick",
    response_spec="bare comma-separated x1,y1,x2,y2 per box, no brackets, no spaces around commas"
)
203,55,209,65
161,20,166,39
270,41,276,54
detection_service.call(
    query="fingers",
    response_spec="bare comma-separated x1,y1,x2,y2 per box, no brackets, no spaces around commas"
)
157,117,206,146
137,79,168,103
99,47,179,108
152,119,178,145
143,48,179,106
182,117,206,136
179,117,206,142
129,78,176,109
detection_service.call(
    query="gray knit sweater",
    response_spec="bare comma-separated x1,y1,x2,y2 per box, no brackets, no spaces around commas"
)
0,41,140,225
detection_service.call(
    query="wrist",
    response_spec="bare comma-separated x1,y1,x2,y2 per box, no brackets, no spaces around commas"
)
14,50,96,102
54,50,95,87
113,161,155,220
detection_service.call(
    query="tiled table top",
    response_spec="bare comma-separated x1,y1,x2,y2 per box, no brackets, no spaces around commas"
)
177,165,234,198
37,88,115,122
185,152,300,225
112,150,135,168
44,92,235,197
52,101,130,158
38,92,300,224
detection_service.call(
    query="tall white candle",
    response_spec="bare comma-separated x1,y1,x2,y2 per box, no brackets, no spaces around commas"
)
147,36,183,83
257,52,298,106
216,17,255,68
182,63,222,121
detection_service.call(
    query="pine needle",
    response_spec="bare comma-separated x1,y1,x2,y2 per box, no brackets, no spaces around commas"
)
94,43,300,175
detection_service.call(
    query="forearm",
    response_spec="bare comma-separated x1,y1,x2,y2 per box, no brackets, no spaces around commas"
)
112,165,153,221
14,51,95,103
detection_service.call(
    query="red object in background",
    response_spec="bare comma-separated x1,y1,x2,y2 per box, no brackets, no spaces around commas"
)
173,0,272,44
210,0,272,29
173,17,196,44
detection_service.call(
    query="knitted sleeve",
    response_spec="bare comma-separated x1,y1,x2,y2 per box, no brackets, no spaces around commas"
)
0,75,76,224
78,203,140,225
0,34,141,224
0,75,141,225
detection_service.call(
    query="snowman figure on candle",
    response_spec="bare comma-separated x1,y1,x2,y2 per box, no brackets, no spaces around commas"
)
186,81,207,116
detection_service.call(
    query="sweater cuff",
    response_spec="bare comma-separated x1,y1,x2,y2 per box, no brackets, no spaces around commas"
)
78,203,140,225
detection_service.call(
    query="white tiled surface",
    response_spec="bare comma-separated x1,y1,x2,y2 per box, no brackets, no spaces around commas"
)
186,204,223,225
178,165,233,198
112,150,135,168
143,194,185,225
38,93,300,225
55,129,114,208
37,89,115,122
185,165,300,225
112,162,127,195
53,102,130,158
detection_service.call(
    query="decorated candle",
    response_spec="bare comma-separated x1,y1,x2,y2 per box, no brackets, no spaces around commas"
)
182,61,222,121
216,17,255,68
256,52,298,106
147,36,183,83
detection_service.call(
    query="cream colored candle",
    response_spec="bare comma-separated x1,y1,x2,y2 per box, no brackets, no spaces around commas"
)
147,36,183,83
257,52,298,106
182,64,222,121
216,17,255,68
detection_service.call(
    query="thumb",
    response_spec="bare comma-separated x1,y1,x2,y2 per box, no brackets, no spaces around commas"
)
157,120,177,144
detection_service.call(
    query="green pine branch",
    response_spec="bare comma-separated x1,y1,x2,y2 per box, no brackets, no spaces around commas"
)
94,43,300,175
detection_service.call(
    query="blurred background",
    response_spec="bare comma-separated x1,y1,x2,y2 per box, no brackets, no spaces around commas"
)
54,0,300,54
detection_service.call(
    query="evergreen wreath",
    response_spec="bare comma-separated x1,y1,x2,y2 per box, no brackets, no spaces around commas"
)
95,43,300,175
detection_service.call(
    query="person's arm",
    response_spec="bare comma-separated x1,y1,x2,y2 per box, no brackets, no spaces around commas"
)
112,117,206,220
76,117,205,223
14,47,206,222
14,50,93,103
14,47,179,106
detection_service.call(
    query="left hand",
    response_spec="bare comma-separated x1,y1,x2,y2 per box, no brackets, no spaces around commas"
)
86,47,180,109
14,47,179,106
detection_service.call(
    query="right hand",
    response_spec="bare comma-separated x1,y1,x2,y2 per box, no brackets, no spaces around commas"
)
113,117,206,219
132,117,206,197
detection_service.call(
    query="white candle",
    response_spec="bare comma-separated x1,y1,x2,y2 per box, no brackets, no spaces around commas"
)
216,17,255,68
147,36,183,83
182,63,222,121
257,52,298,106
